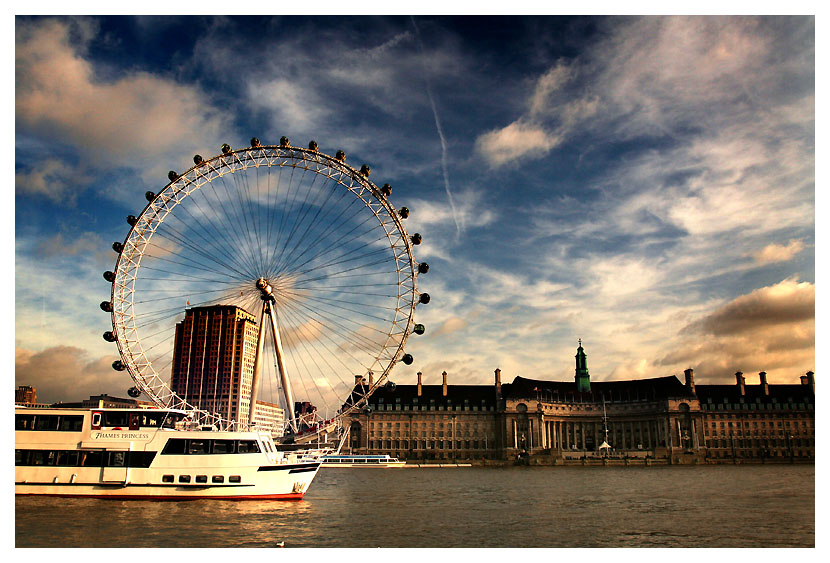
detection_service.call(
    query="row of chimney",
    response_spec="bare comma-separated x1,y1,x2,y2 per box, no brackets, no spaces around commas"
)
684,368,815,395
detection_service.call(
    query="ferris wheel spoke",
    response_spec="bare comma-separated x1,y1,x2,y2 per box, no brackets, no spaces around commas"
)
277,299,382,371
273,194,374,277
205,161,263,275
161,186,257,277
269,170,335,276
269,167,323,271
276,304,373,394
276,290,393,338
286,239,394,281
152,219,252,281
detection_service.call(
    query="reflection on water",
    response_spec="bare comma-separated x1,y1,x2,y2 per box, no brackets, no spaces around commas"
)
16,465,814,548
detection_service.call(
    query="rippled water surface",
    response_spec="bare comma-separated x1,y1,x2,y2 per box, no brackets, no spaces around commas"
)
16,464,814,548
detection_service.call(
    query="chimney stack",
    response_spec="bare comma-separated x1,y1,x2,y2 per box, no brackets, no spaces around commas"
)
736,371,745,396
417,372,423,397
495,368,502,398
442,371,448,397
806,371,815,393
684,368,695,394
354,375,363,386
759,371,769,396
368,371,374,386
801,375,808,385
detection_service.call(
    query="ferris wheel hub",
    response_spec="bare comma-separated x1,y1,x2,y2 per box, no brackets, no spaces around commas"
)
255,277,274,299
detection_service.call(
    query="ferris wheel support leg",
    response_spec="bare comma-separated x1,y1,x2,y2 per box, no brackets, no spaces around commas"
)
249,300,269,428
268,301,297,433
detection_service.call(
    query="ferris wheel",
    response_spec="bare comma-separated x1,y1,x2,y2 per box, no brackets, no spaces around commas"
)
100,137,429,434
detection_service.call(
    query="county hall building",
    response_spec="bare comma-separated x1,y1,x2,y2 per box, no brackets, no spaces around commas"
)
342,342,815,463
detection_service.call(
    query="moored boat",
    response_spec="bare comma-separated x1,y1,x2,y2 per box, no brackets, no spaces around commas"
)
15,406,320,500
314,454,405,467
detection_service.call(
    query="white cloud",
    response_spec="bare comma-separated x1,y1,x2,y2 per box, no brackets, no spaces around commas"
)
15,18,230,185
752,239,806,265
475,121,562,168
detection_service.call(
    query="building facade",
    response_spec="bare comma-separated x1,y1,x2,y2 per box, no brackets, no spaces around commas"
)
342,345,814,463
170,305,283,430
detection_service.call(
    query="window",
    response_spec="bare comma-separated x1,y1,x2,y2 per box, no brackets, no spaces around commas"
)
195,475,208,483
35,415,59,431
178,475,191,483
188,440,209,455
80,451,104,466
162,439,187,455
108,451,127,467
15,414,35,430
238,440,260,453
56,451,79,466
59,416,84,432
212,475,224,483
162,474,174,483
103,412,129,428
30,450,55,465
229,475,241,483
213,440,236,454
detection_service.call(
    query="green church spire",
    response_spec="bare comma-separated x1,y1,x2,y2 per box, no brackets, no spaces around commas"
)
575,339,591,392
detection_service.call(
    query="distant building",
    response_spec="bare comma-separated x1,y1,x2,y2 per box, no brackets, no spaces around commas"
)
342,343,814,463
170,305,283,430
15,385,37,405
51,394,156,409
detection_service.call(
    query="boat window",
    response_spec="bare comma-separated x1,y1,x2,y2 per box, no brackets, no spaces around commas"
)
104,412,129,428
238,440,260,453
35,415,60,431
161,439,187,455
162,475,174,483
212,475,224,483
55,451,79,466
213,440,236,454
108,451,127,467
139,413,163,427
15,450,29,465
58,415,84,432
30,450,56,465
229,475,241,483
178,475,191,483
195,475,208,483
91,412,102,428
188,439,210,454
127,451,157,468
80,451,104,467
15,414,35,430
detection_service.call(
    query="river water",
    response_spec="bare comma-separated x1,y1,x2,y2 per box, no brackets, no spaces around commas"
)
15,464,814,548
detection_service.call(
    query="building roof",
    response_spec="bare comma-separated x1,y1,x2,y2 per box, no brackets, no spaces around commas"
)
694,383,814,404
503,375,694,402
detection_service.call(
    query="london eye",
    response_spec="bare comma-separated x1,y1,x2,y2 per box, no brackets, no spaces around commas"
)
101,137,429,436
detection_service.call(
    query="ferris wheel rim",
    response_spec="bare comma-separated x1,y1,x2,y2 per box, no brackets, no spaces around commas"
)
107,142,422,430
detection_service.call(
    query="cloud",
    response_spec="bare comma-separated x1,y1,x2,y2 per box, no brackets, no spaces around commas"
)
752,239,806,265
475,121,562,167
433,316,466,337
15,158,91,203
686,277,813,336
658,278,814,382
16,346,132,404
15,18,230,183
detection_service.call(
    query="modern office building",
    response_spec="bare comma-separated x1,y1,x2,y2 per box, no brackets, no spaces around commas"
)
170,305,283,430
342,343,814,463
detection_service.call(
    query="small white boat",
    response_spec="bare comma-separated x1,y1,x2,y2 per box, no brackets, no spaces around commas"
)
15,406,320,500
316,454,405,467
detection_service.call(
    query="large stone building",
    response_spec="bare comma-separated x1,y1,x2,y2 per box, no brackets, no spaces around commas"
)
342,343,814,463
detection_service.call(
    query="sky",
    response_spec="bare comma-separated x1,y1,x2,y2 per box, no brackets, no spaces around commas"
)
14,15,816,406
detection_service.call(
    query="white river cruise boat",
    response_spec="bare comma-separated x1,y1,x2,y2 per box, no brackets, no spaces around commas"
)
315,454,406,467
15,406,320,500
